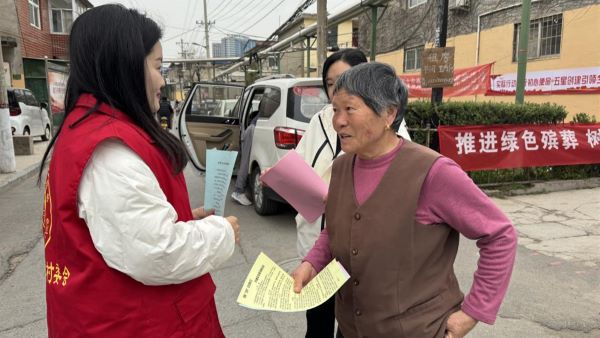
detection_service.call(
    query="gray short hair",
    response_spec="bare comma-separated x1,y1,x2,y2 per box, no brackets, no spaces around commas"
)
333,62,408,131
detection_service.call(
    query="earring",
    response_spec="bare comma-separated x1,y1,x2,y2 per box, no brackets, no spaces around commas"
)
385,124,391,131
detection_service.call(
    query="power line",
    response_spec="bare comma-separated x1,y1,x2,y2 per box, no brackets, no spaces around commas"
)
215,0,272,32
213,0,269,23
163,26,200,42
206,0,228,16
266,0,316,41
237,0,287,34
181,0,193,37
210,0,237,19
214,25,266,40
183,0,201,43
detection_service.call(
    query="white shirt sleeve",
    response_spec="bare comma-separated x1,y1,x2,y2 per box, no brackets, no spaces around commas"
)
77,139,235,286
397,119,411,140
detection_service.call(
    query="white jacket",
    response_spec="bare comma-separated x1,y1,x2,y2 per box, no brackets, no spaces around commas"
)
77,140,235,285
294,104,410,258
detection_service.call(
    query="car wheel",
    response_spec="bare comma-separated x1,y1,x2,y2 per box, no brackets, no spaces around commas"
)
42,125,51,141
23,127,30,136
251,166,280,215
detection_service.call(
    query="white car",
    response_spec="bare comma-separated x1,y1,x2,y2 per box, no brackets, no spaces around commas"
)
211,99,238,117
8,88,52,140
174,77,329,215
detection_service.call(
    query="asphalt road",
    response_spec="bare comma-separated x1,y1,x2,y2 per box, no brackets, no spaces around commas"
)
0,166,598,337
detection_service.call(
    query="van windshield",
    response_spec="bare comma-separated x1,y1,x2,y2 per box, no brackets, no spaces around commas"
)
286,85,328,123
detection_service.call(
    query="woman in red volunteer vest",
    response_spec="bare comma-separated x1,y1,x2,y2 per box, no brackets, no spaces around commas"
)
38,4,240,337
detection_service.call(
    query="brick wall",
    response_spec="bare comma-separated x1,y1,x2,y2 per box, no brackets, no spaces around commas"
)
16,0,69,60
51,34,69,60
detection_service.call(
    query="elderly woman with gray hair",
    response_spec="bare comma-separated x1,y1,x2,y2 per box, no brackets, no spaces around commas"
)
291,62,517,338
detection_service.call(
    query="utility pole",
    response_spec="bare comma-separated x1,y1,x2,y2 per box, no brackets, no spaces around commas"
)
0,50,16,173
515,0,531,104
176,39,188,99
305,36,311,77
177,38,187,59
202,0,211,58
316,0,327,75
431,0,449,106
370,6,378,61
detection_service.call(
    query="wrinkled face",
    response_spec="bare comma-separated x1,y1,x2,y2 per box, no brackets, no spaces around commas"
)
332,89,395,158
325,60,351,100
145,42,165,113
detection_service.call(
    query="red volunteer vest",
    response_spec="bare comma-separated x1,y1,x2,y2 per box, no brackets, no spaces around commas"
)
43,94,224,337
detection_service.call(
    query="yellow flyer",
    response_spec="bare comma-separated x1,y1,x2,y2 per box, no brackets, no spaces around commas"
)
237,252,350,312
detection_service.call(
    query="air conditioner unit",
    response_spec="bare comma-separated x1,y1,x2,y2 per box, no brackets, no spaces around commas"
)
450,0,470,12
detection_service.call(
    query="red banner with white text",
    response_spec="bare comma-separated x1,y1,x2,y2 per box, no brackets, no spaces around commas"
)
438,124,600,171
399,63,492,98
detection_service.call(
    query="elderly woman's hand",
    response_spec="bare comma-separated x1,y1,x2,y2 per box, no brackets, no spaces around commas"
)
291,261,317,293
445,310,477,338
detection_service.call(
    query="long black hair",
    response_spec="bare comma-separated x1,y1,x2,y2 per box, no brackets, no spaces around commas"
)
322,48,368,100
38,4,187,183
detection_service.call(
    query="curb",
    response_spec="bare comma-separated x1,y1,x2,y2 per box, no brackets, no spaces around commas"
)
0,162,42,193
484,177,600,198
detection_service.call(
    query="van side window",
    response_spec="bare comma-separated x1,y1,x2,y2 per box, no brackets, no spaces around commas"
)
14,90,27,105
244,88,264,128
257,87,281,119
24,91,38,106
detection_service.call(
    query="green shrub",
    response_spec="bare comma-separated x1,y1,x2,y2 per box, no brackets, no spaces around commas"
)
406,100,567,126
571,112,597,123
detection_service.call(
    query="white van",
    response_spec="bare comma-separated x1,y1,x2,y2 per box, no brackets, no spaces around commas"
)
8,88,52,140
174,77,329,215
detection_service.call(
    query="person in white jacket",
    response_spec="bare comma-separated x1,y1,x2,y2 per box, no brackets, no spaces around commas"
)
294,49,410,338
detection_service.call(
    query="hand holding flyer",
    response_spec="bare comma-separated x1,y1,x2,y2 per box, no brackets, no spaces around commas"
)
260,150,328,222
237,252,349,312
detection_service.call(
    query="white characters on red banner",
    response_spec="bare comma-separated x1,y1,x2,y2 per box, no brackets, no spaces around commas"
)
454,128,596,155
479,131,498,153
455,132,476,155
540,131,559,150
559,130,579,150
521,130,539,151
500,131,519,152
587,129,600,148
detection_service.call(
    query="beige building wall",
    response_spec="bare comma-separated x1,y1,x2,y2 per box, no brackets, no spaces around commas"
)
379,5,600,119
302,18,355,78
337,20,354,49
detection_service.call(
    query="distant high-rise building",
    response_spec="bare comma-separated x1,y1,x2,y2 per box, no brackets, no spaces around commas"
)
212,35,256,58
212,42,225,58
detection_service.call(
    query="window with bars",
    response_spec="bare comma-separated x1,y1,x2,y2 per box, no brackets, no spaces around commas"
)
408,0,427,8
513,14,562,61
28,0,40,29
50,0,73,34
404,46,423,72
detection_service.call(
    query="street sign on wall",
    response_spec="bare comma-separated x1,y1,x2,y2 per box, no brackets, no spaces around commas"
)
420,47,455,88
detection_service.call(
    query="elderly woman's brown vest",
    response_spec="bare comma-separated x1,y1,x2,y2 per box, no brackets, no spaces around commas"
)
327,141,464,338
